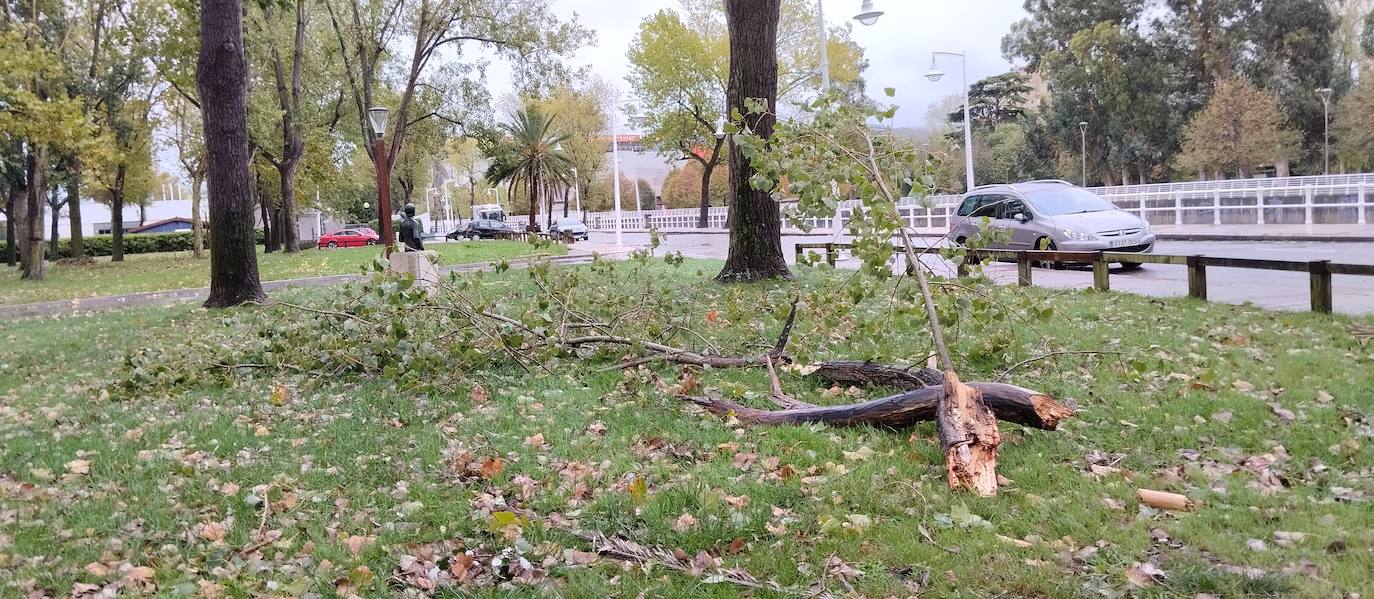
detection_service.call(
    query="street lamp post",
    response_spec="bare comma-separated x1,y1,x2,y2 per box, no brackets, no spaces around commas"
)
1316,87,1333,175
367,107,394,255
817,0,830,93
610,98,637,247
570,167,581,216
1078,121,1088,186
925,51,975,192
852,0,883,26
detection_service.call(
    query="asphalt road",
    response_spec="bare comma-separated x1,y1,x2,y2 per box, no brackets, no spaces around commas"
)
591,232,1374,316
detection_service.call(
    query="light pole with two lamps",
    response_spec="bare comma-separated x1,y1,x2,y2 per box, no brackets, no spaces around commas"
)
609,97,639,247
367,107,394,255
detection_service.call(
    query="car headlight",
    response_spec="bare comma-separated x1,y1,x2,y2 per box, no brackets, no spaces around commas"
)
1139,219,1152,233
1060,227,1097,241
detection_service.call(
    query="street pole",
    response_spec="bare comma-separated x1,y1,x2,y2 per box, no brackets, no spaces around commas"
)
926,51,974,191
817,0,830,94
1079,121,1088,187
373,136,394,255
571,167,581,214
611,105,624,247
1316,88,1332,175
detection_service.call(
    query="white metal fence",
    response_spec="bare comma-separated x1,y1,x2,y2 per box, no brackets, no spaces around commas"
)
527,173,1374,232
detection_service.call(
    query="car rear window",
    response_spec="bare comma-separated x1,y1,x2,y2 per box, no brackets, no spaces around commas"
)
957,195,1002,218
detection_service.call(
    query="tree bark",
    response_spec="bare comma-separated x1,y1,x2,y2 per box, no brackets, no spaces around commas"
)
67,168,83,258
48,188,62,258
110,164,125,262
269,0,305,253
198,0,265,307
681,379,1072,431
21,146,47,280
716,0,790,282
190,170,205,258
696,144,722,228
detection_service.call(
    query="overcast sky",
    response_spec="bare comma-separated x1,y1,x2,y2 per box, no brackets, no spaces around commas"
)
485,0,1030,129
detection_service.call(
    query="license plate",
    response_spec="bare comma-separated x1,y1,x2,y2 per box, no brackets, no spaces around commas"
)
1109,237,1138,248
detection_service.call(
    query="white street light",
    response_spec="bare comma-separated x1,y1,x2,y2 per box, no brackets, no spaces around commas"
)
817,0,831,93
853,0,882,26
1078,121,1089,186
609,97,636,248
927,51,975,192
367,107,389,138
570,167,582,215
714,117,726,140
1316,87,1333,175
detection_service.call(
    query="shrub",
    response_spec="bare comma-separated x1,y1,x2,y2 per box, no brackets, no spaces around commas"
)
2,228,269,259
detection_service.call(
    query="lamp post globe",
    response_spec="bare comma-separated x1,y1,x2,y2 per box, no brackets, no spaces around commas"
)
924,65,944,82
853,0,882,25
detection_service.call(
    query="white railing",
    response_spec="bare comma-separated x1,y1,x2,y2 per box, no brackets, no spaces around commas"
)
531,173,1374,232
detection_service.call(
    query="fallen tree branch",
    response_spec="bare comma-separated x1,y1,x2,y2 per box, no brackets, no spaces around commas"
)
809,361,944,389
772,295,800,356
938,371,1001,496
681,380,1074,431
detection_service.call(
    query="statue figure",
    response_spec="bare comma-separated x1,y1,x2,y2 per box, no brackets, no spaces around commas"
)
398,203,424,251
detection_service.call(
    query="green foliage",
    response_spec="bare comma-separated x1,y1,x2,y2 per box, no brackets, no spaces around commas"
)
1,230,271,260
1179,76,1301,177
1333,72,1374,171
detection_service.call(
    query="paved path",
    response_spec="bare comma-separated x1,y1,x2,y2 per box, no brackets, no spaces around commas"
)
607,232,1374,316
0,251,617,321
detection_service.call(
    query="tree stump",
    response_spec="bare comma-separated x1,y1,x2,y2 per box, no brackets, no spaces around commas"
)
938,372,1001,496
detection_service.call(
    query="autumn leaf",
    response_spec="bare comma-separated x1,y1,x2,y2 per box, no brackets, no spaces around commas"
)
199,521,228,542
470,384,489,404
627,475,647,506
479,457,504,479
271,383,290,406
344,534,373,556
65,459,91,475
673,512,698,532
524,432,547,449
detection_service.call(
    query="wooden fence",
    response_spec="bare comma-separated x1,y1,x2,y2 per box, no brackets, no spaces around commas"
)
795,243,1374,314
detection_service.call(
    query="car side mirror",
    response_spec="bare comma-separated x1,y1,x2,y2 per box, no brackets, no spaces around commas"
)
1014,212,1030,223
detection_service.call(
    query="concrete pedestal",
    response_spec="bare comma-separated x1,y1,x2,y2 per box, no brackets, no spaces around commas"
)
388,249,440,290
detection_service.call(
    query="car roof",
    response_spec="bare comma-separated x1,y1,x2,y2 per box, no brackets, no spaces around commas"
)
964,180,1077,196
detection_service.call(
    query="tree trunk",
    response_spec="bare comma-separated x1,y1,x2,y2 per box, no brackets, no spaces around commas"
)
138,202,146,226
716,0,790,282
4,185,16,267
697,156,718,228
937,371,1001,496
258,171,277,253
198,0,265,307
562,186,570,218
13,180,28,272
21,146,47,280
111,164,125,262
278,170,297,252
680,379,1072,431
67,170,83,258
191,171,205,258
527,171,539,230
48,189,61,258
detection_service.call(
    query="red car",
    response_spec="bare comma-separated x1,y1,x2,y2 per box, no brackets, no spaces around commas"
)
318,228,380,249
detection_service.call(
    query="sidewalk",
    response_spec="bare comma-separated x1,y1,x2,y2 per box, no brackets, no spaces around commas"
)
0,250,609,321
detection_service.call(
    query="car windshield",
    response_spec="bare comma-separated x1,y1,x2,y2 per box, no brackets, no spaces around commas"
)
1024,188,1116,215
557,219,582,226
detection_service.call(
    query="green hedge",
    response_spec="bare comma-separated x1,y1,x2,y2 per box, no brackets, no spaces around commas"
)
2,229,268,259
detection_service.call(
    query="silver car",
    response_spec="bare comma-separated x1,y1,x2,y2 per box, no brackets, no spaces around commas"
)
949,180,1155,268
550,217,589,241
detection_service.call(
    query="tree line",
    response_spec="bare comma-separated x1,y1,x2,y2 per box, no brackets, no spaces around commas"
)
914,0,1374,189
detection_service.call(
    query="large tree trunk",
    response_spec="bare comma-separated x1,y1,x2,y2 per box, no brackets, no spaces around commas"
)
21,146,47,280
67,170,83,258
191,170,205,258
716,0,790,282
198,0,265,307
270,1,304,254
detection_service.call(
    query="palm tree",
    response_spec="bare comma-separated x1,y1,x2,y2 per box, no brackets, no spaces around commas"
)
486,105,573,231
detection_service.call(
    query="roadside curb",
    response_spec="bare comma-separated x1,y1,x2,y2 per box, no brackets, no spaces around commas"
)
0,253,594,321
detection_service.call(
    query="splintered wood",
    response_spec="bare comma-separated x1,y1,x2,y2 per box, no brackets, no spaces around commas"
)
938,372,1002,496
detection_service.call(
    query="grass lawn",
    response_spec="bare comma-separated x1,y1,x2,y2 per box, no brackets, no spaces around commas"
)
0,240,565,306
1,258,1370,597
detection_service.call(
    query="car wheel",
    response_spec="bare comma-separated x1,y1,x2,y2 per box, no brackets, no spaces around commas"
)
1039,238,1067,270
327,241,338,249
953,236,967,247
1120,261,1143,271
364,239,375,246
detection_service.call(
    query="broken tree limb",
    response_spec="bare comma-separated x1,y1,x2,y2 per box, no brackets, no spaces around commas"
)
809,361,945,389
680,380,1074,431
938,371,1001,496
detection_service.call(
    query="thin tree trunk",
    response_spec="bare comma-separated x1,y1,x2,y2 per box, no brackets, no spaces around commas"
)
22,146,47,280
716,0,790,282
111,164,126,262
191,171,205,258
528,171,539,230
198,0,265,307
14,180,28,272
67,169,83,258
4,186,16,267
562,186,570,218
697,158,716,228
258,171,277,252
48,189,61,258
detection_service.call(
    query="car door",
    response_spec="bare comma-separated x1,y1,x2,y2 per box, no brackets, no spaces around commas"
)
341,231,361,247
999,196,1038,250
976,194,1015,249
